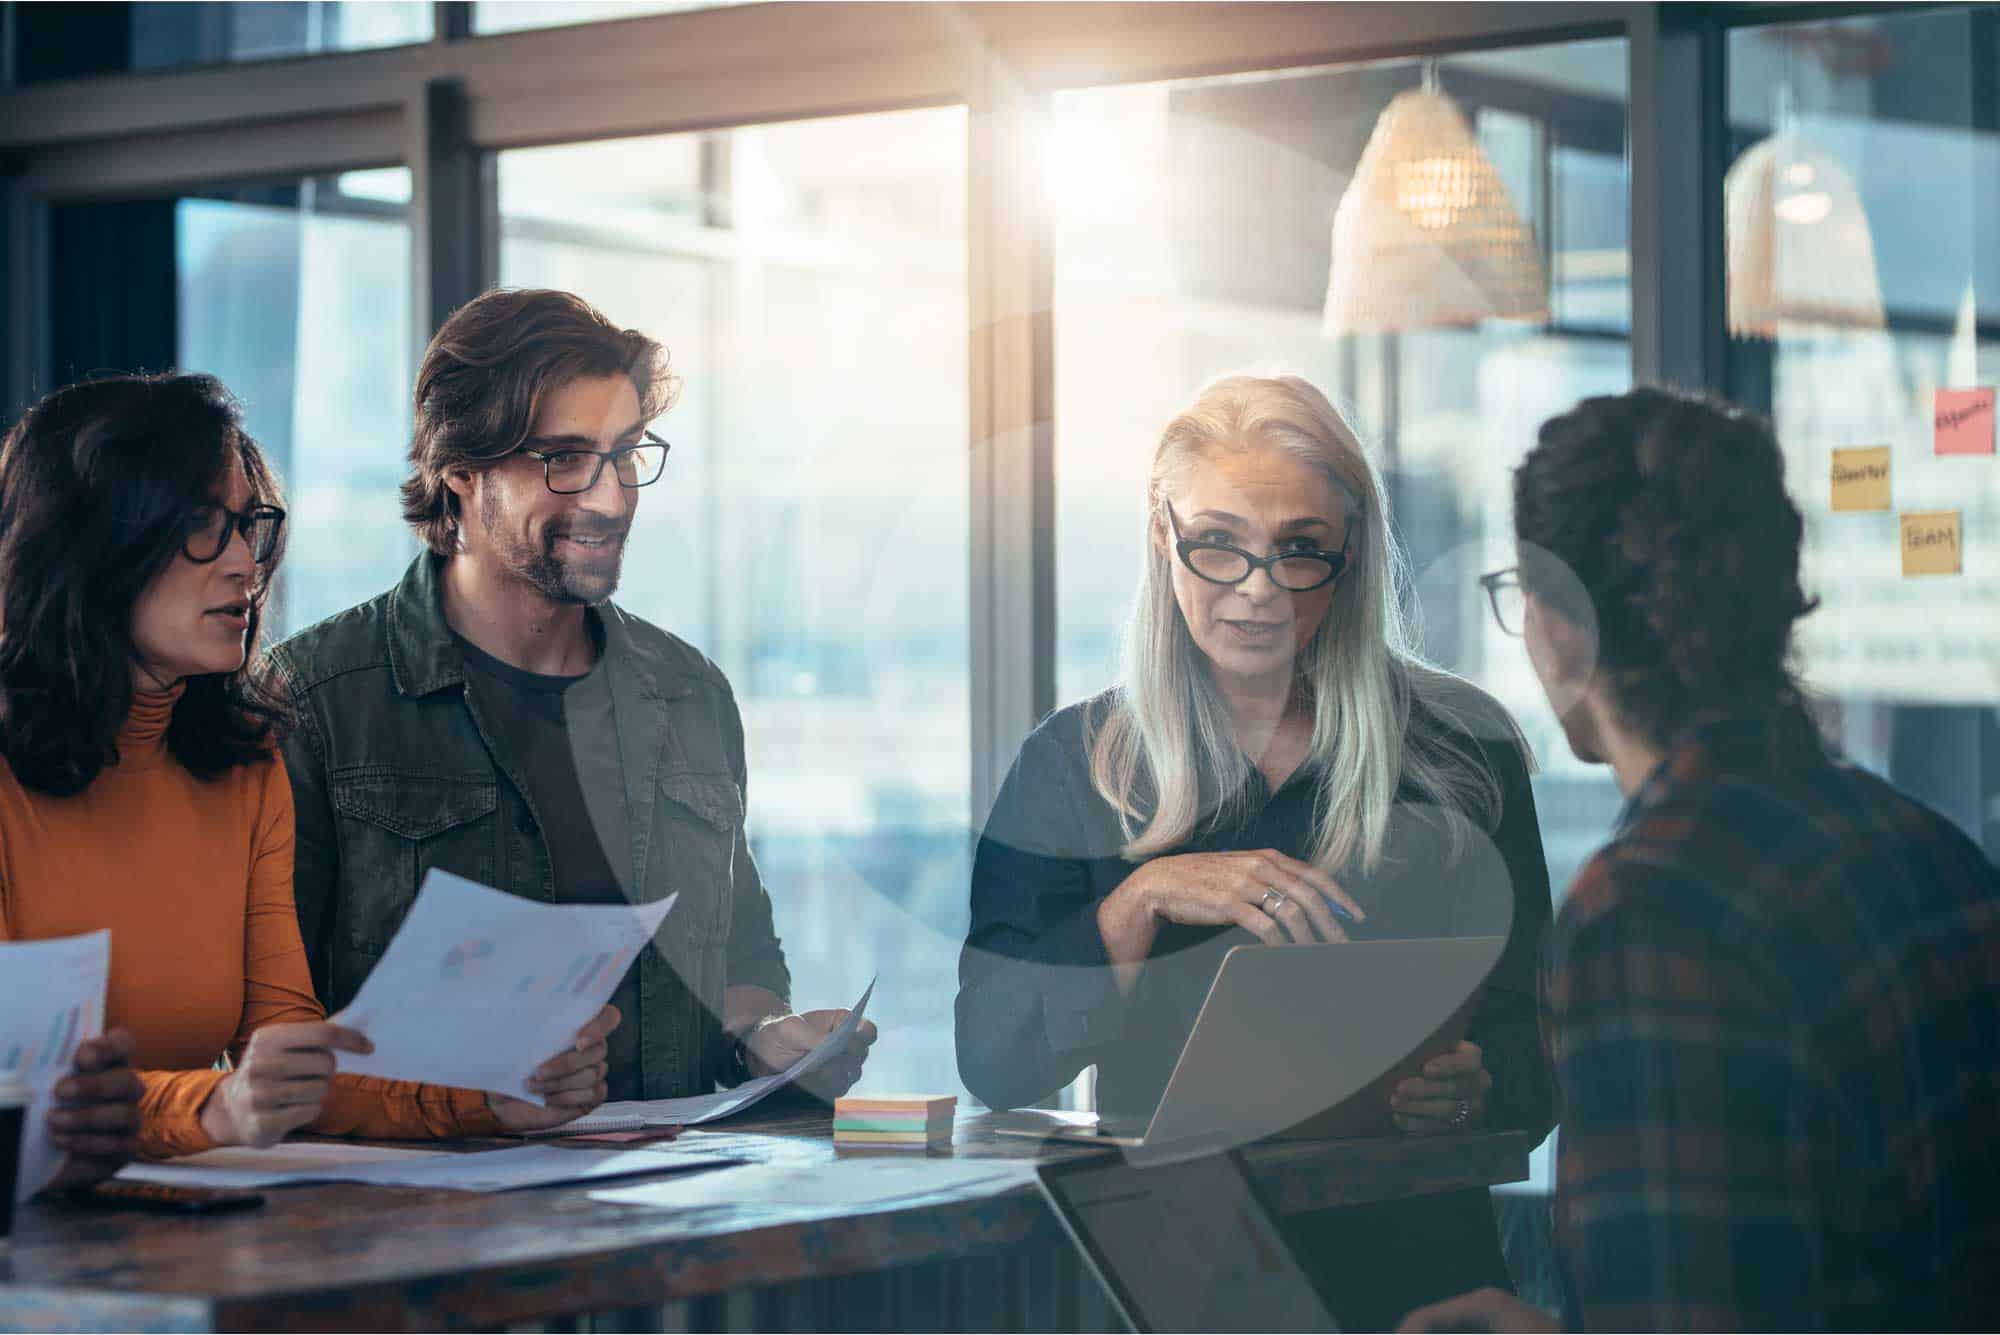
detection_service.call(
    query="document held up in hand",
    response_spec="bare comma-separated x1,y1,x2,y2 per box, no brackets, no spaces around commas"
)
333,869,675,1103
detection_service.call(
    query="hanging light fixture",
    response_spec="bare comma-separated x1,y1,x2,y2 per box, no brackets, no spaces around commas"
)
1322,65,1549,335
1724,86,1885,338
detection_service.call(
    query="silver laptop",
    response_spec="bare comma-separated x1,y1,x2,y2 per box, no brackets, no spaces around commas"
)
1002,936,1506,1155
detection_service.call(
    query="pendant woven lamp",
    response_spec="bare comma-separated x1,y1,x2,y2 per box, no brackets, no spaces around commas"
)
1322,73,1548,335
1724,129,1885,339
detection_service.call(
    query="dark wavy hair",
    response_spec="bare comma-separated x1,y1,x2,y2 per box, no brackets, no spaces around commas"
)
402,287,679,555
0,372,293,796
1513,386,1821,755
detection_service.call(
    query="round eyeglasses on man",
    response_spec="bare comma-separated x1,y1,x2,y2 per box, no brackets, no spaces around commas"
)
1479,567,1525,637
1163,498,1351,592
520,432,672,495
183,503,286,565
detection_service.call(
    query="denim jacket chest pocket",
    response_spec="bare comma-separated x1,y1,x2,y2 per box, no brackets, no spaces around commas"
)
329,768,499,968
654,771,741,947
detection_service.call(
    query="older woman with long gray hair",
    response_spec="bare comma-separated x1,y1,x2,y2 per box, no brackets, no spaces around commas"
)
956,375,1555,1329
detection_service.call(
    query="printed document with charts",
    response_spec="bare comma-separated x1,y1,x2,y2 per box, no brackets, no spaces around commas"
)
333,869,676,1104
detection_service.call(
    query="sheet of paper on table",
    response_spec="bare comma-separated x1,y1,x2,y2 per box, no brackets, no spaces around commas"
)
1,930,110,1204
332,869,676,1103
118,1142,738,1193
523,978,876,1136
589,1156,1036,1213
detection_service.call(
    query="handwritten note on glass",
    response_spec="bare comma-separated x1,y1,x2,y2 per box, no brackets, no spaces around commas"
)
1830,446,1891,511
1901,510,1963,577
1934,388,1995,456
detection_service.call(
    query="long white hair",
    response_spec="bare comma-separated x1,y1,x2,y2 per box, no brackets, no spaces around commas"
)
1087,375,1503,875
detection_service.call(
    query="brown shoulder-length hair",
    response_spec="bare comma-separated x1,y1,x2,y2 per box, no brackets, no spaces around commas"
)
402,288,680,555
1513,386,1821,756
0,373,293,796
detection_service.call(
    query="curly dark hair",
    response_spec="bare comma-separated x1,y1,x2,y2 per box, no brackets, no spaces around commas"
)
0,372,293,796
1513,386,1821,754
402,287,679,555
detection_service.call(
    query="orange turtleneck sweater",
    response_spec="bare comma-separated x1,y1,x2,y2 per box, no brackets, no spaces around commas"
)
0,686,499,1157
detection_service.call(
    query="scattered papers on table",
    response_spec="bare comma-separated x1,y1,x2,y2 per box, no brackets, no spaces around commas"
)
1,930,110,1204
523,979,875,1136
118,1142,735,1193
1830,446,1891,512
589,1156,1033,1213
333,870,675,1103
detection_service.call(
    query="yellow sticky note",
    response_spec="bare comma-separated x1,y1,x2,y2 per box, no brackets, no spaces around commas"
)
1831,447,1891,512
1901,510,1962,577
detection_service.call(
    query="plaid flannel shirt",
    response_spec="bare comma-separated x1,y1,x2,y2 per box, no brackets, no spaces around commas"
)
1543,715,2000,1331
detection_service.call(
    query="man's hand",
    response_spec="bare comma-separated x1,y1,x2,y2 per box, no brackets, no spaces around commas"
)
486,1005,619,1133
1398,1287,1560,1333
743,1009,879,1098
44,1028,143,1191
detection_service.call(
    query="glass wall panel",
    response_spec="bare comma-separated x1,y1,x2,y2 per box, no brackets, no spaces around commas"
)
497,108,972,1101
1726,10,2000,852
1051,38,1629,1180
175,173,417,639
474,1,728,35
14,2,426,80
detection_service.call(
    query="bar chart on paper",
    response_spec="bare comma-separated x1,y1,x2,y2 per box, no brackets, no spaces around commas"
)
0,930,112,1203
335,871,675,1102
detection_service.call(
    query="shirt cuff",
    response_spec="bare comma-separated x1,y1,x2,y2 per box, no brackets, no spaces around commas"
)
447,1086,503,1137
135,1068,226,1160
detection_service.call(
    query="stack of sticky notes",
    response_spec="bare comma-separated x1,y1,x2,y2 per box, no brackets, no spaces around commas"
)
833,1095,956,1152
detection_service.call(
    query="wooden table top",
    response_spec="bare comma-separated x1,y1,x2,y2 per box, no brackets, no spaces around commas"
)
0,1109,1533,1332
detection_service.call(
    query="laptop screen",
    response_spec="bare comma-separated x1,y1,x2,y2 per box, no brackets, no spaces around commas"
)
1035,1150,1340,1333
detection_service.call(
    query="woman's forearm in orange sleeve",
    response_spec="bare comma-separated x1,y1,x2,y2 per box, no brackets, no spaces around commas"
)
310,1075,501,1139
136,1067,226,1159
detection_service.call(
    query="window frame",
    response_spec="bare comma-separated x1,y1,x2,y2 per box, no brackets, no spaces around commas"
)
1,0,1975,822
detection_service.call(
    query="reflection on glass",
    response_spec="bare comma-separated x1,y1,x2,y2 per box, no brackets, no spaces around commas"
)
132,2,429,68
175,174,417,639
497,109,971,1102
1727,13,2000,724
1051,39,1631,1172
474,0,729,34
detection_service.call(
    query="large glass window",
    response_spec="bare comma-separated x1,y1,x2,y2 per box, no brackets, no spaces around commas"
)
1054,40,1631,897
497,109,972,1101
175,172,417,639
473,1,728,35
1051,38,1630,1176
1725,11,2000,853
12,3,431,81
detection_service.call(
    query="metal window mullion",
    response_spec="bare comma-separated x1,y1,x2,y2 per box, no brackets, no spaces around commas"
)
967,53,1055,833
407,77,482,369
1626,3,1727,392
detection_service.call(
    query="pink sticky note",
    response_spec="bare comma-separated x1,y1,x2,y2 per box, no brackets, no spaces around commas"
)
1935,388,1995,456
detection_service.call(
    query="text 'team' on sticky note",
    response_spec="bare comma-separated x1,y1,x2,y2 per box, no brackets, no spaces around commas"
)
1935,387,1995,456
1830,446,1891,512
1901,510,1962,577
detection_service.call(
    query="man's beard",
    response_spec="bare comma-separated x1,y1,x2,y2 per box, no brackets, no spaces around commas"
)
482,488,626,605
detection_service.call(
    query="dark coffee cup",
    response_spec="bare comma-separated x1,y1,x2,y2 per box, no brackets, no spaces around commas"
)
0,1071,28,1244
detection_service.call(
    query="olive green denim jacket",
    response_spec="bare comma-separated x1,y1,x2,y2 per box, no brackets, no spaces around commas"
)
269,553,791,1099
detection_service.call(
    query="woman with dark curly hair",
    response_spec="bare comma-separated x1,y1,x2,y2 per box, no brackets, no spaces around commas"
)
1404,388,2000,1333
0,373,616,1173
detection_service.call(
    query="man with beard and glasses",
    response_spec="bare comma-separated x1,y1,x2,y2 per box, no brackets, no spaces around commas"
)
270,288,876,1106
